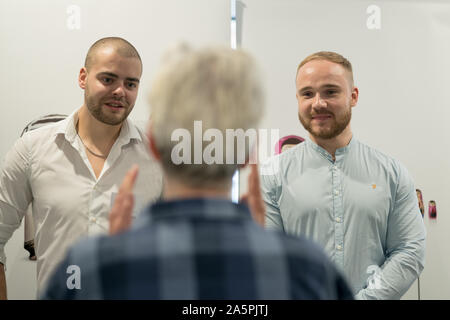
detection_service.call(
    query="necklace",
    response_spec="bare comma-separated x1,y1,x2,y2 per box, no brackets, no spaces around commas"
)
77,134,108,159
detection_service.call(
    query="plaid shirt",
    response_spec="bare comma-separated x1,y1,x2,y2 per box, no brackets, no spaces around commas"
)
41,198,353,299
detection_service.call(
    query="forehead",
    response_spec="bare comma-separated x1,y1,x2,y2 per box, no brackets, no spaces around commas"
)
296,59,350,88
90,47,142,77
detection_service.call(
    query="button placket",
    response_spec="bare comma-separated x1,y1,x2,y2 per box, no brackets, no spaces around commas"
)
332,164,344,267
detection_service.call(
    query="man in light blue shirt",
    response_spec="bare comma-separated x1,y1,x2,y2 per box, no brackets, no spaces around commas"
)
260,51,426,299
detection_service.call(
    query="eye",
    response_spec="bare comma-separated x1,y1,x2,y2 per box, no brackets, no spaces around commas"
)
102,77,113,84
302,91,313,98
325,89,338,96
126,82,137,89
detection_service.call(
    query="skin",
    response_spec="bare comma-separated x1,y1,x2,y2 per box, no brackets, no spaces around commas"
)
77,46,142,177
296,59,359,158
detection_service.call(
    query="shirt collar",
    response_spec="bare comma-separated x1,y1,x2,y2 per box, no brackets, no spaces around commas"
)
306,135,356,162
143,197,252,222
54,109,78,143
54,109,142,144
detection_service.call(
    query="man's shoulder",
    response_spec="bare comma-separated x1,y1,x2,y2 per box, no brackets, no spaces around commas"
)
65,233,105,261
19,114,72,149
354,139,404,169
262,228,353,299
21,120,63,139
246,223,334,270
260,143,304,178
59,231,133,281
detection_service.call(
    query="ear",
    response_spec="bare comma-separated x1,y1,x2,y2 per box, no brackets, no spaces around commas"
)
78,67,88,90
350,86,359,108
146,123,161,161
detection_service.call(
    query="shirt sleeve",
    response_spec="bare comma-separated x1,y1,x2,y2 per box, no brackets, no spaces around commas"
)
0,136,33,265
355,162,426,300
259,158,284,232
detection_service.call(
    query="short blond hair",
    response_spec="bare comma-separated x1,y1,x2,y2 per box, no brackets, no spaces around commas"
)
296,51,354,84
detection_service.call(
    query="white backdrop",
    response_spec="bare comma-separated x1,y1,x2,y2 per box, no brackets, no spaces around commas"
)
0,0,230,299
238,0,450,299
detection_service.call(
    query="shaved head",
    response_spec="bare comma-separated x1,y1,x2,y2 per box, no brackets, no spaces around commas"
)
84,37,142,72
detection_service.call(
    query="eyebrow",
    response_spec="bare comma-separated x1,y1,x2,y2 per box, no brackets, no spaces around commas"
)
298,84,341,94
98,72,140,83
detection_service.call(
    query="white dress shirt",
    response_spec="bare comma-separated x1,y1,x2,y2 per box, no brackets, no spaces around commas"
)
0,110,163,294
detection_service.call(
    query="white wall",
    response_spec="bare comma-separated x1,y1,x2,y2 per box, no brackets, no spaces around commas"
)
0,0,230,299
238,0,450,299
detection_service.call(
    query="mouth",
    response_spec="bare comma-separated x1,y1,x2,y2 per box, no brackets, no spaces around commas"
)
104,101,125,110
311,114,333,121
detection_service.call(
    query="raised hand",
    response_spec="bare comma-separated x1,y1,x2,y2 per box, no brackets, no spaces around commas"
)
240,164,265,227
109,165,139,235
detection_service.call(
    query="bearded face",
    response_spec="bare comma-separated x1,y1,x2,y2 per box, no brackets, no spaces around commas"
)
296,59,357,141
79,48,141,126
298,102,352,140
84,80,134,126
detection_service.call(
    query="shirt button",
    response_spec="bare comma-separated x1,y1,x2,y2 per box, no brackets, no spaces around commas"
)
336,245,342,250
335,217,341,223
90,217,97,223
334,190,339,195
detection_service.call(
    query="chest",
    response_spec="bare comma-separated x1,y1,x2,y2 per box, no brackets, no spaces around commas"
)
28,142,162,221
86,152,106,179
279,165,394,225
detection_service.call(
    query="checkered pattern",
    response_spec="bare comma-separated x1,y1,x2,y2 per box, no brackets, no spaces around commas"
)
41,198,353,300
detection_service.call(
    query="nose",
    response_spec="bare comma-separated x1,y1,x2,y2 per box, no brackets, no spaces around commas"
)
312,92,326,109
112,83,125,98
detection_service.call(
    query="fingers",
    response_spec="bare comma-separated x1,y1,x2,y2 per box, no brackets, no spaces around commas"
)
109,192,134,235
248,164,262,203
109,165,139,235
242,164,266,227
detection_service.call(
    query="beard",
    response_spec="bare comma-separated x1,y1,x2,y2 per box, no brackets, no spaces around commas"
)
85,89,132,126
299,107,351,140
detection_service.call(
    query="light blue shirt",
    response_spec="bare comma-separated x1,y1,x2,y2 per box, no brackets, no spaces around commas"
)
260,136,426,299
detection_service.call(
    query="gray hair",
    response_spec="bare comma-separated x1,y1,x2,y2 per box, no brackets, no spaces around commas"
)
148,45,265,189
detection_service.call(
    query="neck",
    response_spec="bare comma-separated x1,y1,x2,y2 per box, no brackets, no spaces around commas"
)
77,105,122,153
162,175,231,201
310,126,353,160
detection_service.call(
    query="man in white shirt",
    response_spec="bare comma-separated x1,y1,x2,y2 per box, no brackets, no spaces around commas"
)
0,37,163,298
